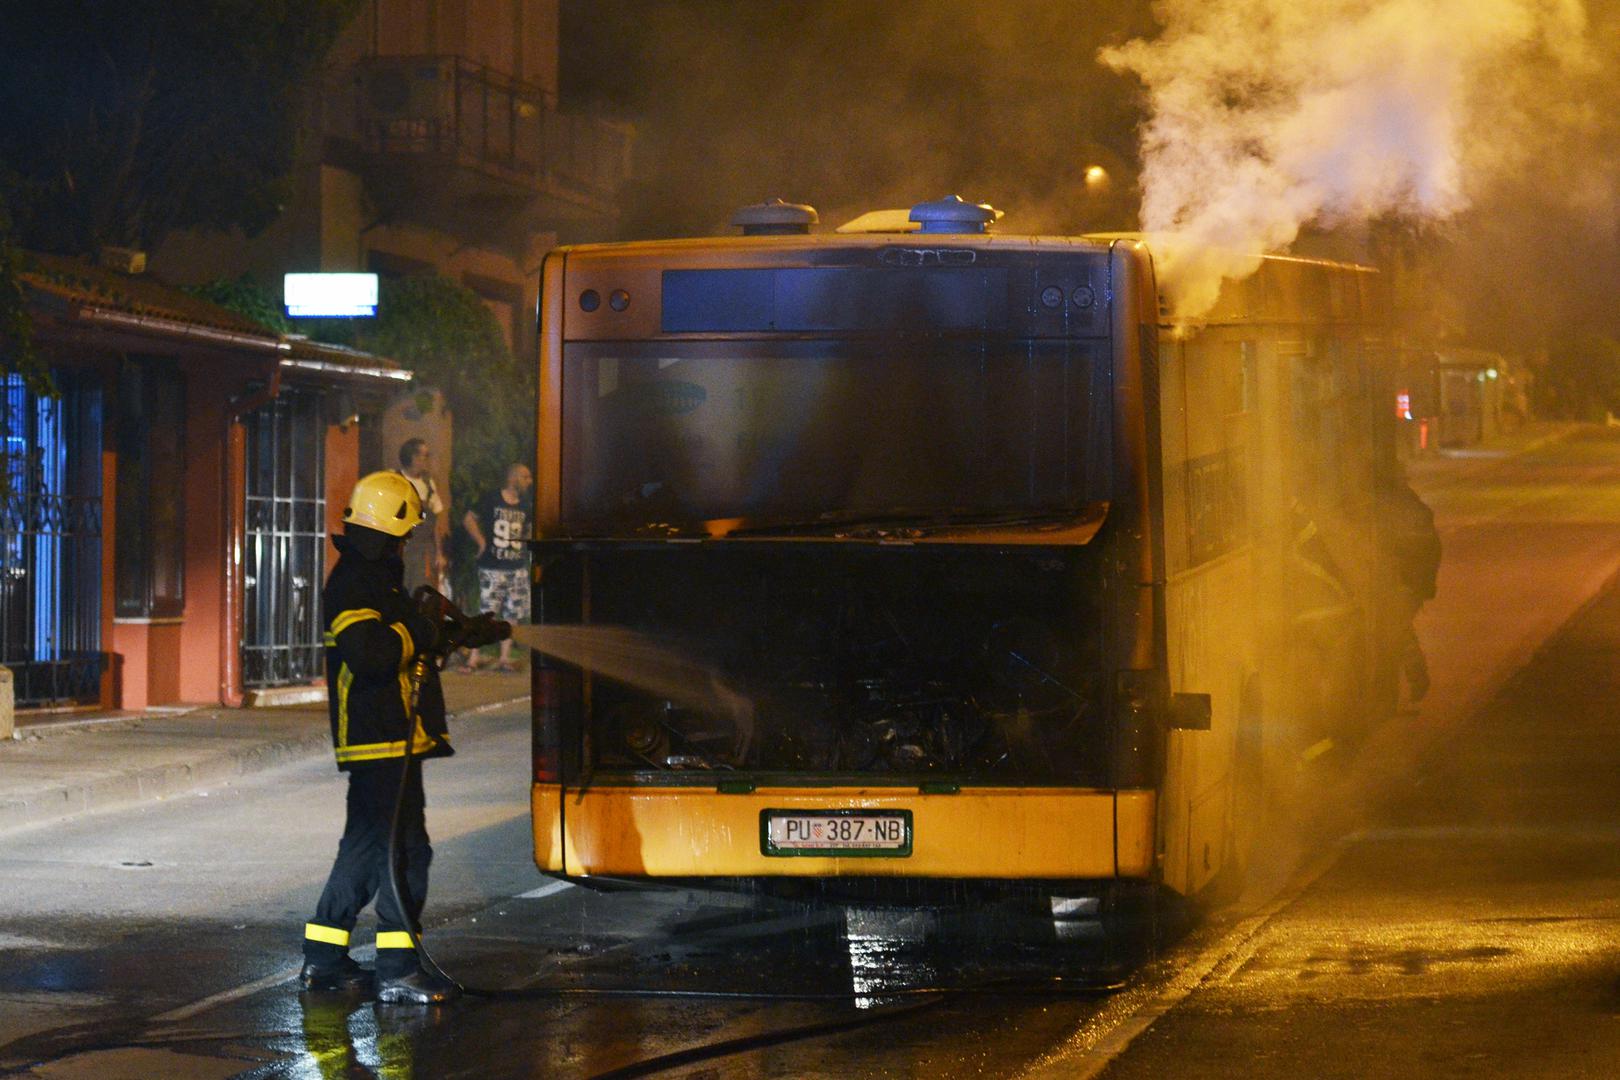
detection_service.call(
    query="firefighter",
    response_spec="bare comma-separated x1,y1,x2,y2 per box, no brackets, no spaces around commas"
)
1376,465,1441,703
300,471,500,1004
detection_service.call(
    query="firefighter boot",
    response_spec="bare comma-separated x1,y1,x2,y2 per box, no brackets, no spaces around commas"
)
299,955,374,993
376,967,461,1005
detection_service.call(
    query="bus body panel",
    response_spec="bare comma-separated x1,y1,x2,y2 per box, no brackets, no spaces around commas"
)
547,786,1152,879
537,249,566,528
533,783,565,872
1115,789,1157,877
530,228,1395,899
1154,255,1395,896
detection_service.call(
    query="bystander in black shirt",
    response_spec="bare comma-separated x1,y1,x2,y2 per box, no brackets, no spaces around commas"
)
474,490,531,570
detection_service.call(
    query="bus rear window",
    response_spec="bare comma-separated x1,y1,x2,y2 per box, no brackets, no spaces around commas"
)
559,339,1112,534
538,544,1110,787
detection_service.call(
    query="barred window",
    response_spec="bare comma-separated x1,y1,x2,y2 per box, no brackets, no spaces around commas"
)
115,358,186,619
1,369,105,706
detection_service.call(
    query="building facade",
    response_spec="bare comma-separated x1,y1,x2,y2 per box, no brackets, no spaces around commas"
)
157,0,630,510
7,3,625,713
4,255,407,711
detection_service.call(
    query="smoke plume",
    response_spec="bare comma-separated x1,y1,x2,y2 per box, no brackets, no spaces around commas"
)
1101,0,1594,317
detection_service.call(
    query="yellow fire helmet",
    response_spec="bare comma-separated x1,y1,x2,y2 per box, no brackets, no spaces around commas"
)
342,471,425,537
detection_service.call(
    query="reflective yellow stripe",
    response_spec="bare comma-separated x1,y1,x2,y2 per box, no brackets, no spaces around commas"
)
337,664,353,752
337,741,408,763
322,632,337,646
333,723,444,764
304,923,350,947
329,608,382,636
390,621,414,665
393,620,417,718
376,931,416,950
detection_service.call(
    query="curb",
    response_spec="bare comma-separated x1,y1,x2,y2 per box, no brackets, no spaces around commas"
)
0,727,333,837
0,694,530,837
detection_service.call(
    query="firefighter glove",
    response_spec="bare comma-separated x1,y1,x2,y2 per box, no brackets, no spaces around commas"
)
461,612,512,650
413,586,466,657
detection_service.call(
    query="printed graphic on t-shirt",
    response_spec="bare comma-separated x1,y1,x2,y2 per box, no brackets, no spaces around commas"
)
478,494,530,568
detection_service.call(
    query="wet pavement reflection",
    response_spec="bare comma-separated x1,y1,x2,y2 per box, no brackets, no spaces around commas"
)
0,884,1132,1079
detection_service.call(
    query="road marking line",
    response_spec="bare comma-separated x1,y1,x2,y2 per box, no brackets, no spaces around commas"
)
451,694,531,720
1018,849,1344,1080
152,964,302,1023
516,880,574,900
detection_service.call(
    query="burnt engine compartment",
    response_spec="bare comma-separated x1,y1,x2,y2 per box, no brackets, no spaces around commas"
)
535,543,1111,785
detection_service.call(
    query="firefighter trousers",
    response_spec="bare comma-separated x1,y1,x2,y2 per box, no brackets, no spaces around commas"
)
304,759,432,979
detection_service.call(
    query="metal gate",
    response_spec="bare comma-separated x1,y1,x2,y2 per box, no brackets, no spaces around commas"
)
243,388,327,688
1,370,105,707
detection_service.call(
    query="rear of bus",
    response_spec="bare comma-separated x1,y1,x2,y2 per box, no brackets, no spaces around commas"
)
529,217,1168,900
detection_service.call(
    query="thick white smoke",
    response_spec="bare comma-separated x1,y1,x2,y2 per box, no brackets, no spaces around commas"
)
1101,0,1593,317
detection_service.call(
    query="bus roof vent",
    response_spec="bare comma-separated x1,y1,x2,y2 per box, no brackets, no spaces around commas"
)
909,195,1002,234
731,199,819,235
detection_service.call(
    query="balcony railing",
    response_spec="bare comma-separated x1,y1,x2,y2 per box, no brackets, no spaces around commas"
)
349,55,632,214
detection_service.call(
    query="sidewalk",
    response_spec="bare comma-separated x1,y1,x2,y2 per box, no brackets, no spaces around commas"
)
0,669,528,836
1404,419,1581,494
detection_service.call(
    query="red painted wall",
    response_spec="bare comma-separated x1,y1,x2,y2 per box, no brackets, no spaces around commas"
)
106,374,361,709
112,622,184,708
326,421,361,569
110,621,146,707
177,377,229,704
98,445,118,710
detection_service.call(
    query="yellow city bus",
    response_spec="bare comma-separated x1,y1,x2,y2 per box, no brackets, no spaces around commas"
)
528,197,1396,905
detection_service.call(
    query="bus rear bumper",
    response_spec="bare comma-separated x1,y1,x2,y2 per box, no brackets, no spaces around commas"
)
533,784,1156,880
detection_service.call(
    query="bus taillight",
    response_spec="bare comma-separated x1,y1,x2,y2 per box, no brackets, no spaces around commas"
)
532,665,563,783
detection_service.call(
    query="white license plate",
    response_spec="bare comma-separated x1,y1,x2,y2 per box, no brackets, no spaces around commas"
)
761,810,912,857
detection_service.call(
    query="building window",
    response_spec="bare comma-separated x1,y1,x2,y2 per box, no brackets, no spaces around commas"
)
115,358,186,619
1,369,105,706
243,387,327,688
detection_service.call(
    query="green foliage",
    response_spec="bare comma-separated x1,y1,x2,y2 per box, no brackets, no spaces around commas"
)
0,198,53,396
186,275,292,334
0,1,362,255
1536,332,1620,421
357,275,534,597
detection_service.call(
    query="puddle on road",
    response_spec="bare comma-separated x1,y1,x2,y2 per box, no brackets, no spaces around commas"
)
1298,943,1514,978
448,890,1138,1009
0,893,1135,1080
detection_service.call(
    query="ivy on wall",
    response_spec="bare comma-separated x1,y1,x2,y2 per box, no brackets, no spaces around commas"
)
0,204,51,396
186,274,292,334
359,274,535,599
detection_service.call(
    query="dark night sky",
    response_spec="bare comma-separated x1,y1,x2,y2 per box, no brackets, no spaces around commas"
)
559,0,1620,356
558,0,1157,240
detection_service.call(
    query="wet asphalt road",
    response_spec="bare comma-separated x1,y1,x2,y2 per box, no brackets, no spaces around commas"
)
6,427,1620,1078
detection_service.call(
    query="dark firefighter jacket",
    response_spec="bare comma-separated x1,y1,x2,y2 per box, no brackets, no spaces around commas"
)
322,534,452,770
1377,482,1442,602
